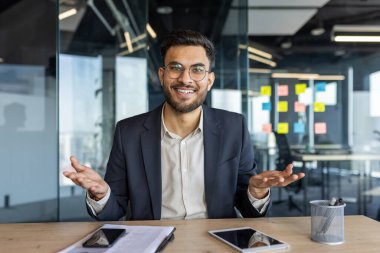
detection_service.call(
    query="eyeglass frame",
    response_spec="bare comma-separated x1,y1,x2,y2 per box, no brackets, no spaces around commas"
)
160,62,212,82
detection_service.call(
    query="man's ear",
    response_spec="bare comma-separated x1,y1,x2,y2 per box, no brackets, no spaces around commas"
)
207,72,215,91
158,67,164,86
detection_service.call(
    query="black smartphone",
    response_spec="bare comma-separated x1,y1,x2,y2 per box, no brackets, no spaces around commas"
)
82,228,126,248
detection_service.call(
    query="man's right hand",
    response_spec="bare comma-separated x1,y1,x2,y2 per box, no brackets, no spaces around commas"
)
63,156,109,201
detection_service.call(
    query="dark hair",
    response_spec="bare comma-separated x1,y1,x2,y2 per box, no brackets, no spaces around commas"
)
160,30,215,68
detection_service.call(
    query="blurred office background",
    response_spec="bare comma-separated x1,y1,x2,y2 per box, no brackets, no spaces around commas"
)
1,0,380,222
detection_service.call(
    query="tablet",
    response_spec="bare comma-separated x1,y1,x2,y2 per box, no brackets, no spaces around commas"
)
209,227,289,252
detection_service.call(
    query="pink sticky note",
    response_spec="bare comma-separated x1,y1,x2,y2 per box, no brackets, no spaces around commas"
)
278,85,289,96
315,122,327,134
262,123,272,133
294,102,306,113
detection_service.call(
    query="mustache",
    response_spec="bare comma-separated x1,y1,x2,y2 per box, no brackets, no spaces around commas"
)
171,84,197,90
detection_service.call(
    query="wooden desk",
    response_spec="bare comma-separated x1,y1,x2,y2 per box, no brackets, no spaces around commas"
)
0,216,379,252
292,153,380,215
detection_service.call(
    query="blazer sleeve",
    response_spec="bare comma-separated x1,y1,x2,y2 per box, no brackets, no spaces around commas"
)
87,122,129,221
234,116,271,218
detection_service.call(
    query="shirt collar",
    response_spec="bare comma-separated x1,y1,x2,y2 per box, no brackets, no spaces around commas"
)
161,103,203,140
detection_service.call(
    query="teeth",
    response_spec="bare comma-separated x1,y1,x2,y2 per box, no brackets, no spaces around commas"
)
177,89,194,94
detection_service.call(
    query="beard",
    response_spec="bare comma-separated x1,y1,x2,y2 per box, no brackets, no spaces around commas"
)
162,82,208,113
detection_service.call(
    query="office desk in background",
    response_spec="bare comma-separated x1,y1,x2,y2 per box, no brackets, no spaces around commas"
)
0,216,379,252
292,153,380,215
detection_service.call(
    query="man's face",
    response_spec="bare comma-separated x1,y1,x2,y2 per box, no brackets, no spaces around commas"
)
158,45,215,113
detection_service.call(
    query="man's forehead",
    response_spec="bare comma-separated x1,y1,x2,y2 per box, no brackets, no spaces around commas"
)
164,45,209,65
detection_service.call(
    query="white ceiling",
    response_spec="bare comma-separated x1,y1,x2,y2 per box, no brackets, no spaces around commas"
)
226,0,330,36
248,9,317,35
248,0,330,7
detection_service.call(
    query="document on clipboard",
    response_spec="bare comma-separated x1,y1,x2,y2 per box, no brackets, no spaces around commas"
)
58,224,175,253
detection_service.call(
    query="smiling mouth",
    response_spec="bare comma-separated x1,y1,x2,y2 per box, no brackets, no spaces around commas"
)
174,87,196,94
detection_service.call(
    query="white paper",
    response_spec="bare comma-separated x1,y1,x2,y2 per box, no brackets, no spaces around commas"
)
58,224,175,253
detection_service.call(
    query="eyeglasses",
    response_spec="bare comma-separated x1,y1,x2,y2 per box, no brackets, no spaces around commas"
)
162,63,210,82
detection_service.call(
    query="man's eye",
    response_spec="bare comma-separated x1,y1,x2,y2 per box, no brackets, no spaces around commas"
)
192,66,205,73
169,65,183,71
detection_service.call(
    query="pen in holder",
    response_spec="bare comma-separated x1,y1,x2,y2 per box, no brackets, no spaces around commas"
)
310,199,346,245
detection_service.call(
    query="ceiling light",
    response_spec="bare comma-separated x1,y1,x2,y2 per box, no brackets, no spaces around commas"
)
311,27,325,36
146,24,157,39
334,50,345,56
119,34,147,48
124,32,133,52
332,25,380,42
247,46,272,59
248,54,276,67
272,73,319,79
59,8,77,20
238,44,247,50
156,6,173,15
307,75,345,81
239,44,273,59
272,73,345,80
118,43,147,56
249,68,272,74
334,36,380,42
281,41,292,49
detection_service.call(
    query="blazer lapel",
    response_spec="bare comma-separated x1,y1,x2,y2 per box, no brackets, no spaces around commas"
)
202,105,222,216
141,105,163,219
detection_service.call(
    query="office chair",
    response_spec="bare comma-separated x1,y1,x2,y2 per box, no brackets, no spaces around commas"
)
273,131,303,213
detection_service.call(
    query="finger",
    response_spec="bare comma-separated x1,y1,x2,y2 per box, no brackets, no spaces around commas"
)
282,164,293,176
279,173,305,187
63,171,86,185
297,172,306,179
62,171,72,177
254,170,282,178
265,176,286,187
76,177,99,190
70,156,87,172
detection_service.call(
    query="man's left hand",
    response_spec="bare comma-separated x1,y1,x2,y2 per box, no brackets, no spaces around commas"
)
248,164,305,199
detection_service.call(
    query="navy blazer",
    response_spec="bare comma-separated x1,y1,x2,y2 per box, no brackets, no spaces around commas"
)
90,104,268,221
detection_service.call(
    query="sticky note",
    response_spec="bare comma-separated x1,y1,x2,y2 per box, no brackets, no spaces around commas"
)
314,102,325,112
316,82,326,92
261,86,272,96
294,122,305,134
262,123,272,133
295,83,307,95
278,101,288,112
277,122,289,134
315,122,327,134
262,102,271,111
294,102,306,113
278,85,289,96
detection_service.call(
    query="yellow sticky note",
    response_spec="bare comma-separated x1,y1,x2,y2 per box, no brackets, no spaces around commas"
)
295,83,307,95
278,101,288,112
277,122,289,134
314,102,325,112
260,86,272,96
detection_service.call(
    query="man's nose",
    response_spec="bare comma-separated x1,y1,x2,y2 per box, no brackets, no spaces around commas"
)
177,69,193,84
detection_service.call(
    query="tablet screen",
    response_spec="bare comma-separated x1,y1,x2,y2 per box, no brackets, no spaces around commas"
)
210,227,287,251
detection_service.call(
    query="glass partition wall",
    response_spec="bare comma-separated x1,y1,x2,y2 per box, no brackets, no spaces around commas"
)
0,0,58,222
247,1,380,219
58,0,148,221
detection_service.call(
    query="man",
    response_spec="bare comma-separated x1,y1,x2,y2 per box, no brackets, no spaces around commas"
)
63,30,305,221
